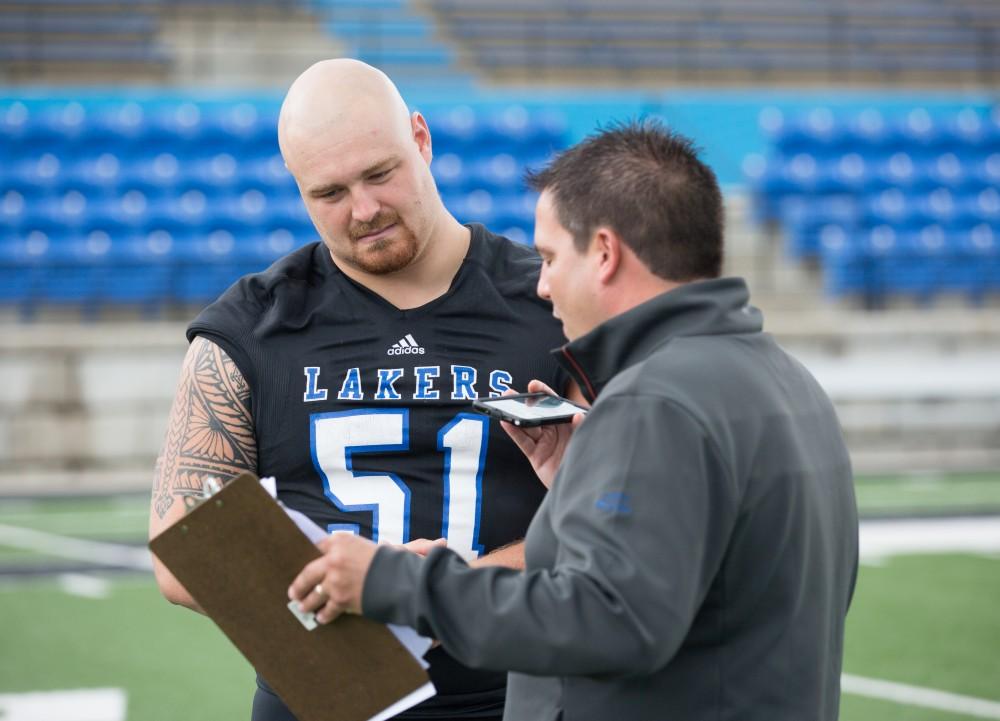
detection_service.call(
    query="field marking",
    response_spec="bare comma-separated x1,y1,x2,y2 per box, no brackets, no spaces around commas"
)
58,573,112,599
860,517,1000,562
843,674,1000,719
0,688,125,721
0,523,152,572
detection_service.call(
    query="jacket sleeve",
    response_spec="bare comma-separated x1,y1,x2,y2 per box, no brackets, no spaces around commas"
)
362,394,740,677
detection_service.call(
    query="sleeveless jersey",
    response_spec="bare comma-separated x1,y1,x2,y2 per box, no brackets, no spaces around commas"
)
187,224,568,718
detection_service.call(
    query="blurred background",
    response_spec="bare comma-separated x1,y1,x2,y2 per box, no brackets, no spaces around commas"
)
1,1,998,719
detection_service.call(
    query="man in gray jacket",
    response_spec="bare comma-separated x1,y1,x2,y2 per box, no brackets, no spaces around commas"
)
289,121,859,721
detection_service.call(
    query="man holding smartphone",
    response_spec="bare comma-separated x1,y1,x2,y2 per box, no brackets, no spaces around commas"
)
289,120,859,721
149,59,576,721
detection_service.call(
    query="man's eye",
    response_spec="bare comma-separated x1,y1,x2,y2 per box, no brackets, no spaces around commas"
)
369,170,390,181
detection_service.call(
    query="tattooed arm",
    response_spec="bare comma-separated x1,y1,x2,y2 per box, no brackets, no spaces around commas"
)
149,336,257,612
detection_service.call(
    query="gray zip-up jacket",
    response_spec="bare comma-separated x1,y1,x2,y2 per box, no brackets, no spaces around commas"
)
364,277,859,721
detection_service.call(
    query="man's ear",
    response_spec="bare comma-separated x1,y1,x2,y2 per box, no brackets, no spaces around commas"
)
592,227,623,285
412,111,433,163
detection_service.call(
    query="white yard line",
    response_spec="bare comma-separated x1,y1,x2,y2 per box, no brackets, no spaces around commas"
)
58,573,112,599
860,517,1000,562
0,688,126,721
843,674,1000,719
0,523,152,571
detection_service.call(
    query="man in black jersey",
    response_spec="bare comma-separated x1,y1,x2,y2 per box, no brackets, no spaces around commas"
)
149,59,574,720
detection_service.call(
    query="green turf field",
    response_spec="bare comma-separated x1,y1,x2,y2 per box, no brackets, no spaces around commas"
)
1,472,998,720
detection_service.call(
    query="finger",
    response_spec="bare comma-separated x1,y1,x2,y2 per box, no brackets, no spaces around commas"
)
288,556,328,601
500,419,541,450
403,538,447,556
297,582,330,614
315,597,344,625
571,413,586,428
526,379,556,396
500,387,522,397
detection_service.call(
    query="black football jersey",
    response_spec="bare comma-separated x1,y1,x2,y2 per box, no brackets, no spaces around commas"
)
187,224,567,716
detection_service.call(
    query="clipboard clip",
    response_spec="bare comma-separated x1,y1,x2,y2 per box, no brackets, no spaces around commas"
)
177,476,224,513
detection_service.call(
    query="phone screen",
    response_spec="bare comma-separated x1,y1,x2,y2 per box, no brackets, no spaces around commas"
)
473,392,586,426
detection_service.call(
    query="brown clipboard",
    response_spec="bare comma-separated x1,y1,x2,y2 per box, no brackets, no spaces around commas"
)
149,473,430,721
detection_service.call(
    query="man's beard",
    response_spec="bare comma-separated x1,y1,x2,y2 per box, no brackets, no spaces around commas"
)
345,210,421,275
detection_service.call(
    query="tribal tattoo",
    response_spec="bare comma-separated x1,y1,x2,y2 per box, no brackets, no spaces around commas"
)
153,337,257,520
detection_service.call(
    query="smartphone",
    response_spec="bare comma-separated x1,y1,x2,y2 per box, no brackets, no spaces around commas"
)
472,391,587,427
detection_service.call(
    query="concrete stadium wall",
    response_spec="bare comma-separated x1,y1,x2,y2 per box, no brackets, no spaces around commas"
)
1,309,999,496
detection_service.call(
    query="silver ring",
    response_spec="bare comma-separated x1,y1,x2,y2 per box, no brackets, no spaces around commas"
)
314,583,326,598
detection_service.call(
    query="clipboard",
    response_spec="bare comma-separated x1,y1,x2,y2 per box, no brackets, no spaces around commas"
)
149,473,431,721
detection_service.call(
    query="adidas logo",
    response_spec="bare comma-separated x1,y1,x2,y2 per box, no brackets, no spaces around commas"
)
387,334,426,356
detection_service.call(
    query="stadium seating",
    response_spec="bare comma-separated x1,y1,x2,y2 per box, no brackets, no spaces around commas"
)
746,106,1000,303
424,0,1000,85
0,98,568,312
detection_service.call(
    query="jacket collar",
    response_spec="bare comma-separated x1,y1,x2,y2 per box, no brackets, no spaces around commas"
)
555,277,762,403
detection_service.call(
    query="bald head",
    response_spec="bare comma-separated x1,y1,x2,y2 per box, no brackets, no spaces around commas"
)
278,59,414,170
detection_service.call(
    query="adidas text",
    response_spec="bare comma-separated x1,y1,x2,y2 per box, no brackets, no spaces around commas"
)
388,346,426,355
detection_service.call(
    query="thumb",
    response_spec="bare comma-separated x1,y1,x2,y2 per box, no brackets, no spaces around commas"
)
526,379,556,396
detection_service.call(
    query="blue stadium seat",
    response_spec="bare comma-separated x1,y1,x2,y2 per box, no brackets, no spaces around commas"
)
65,154,125,195
426,106,480,154
122,153,184,194
865,189,909,228
499,225,531,245
212,189,272,230
30,191,92,233
96,190,155,233
819,224,867,296
773,153,823,195
972,153,1000,190
781,195,861,258
97,230,173,305
147,190,213,232
432,152,465,193
891,108,947,152
923,153,970,191
184,153,241,193
239,154,297,194
36,232,108,305
86,102,149,147
960,224,1000,294
772,108,845,155
147,103,207,153
843,109,893,152
940,108,995,150
27,102,90,153
445,189,498,226
0,102,31,148
265,197,313,232
964,188,1000,226
917,188,960,227
173,229,243,303
0,190,29,231
467,153,523,192
822,153,871,194
0,230,50,303
201,103,280,153
873,152,922,191
9,154,66,194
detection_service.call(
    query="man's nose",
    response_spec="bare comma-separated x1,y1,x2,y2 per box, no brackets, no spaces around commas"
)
351,188,380,223
536,267,551,300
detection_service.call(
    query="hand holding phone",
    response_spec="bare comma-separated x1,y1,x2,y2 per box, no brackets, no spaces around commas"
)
473,383,588,490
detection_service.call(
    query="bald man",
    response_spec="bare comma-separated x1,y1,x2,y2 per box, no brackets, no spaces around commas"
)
149,59,571,721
